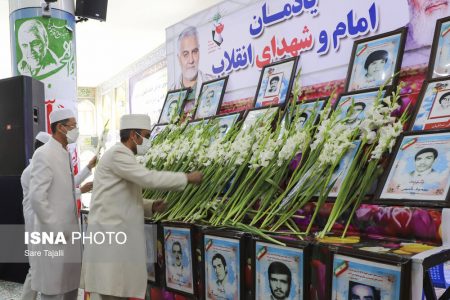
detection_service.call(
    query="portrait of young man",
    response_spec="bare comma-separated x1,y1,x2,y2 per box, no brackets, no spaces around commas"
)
265,75,282,97
362,50,388,86
345,102,366,128
169,241,187,285
430,91,450,118
348,281,380,300
268,261,292,300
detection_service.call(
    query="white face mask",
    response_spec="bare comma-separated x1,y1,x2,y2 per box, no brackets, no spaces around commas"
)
61,126,79,144
135,132,151,155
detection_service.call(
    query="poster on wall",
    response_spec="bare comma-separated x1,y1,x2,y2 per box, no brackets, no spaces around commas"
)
11,13,78,121
377,131,450,205
166,0,446,113
204,235,240,300
254,241,305,300
331,254,402,300
163,226,194,295
129,64,168,124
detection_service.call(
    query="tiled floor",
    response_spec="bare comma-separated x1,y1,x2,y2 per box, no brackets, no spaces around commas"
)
0,280,22,300
0,280,84,300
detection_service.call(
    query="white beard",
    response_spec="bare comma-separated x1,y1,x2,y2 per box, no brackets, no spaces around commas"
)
410,3,450,47
183,67,198,82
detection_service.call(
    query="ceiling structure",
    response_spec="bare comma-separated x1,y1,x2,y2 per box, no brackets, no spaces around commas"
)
0,0,222,87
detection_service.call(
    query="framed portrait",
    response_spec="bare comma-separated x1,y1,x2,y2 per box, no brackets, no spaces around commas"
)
242,106,280,132
295,99,326,127
331,249,410,300
145,221,158,284
328,140,361,198
428,16,450,79
346,27,407,92
254,57,299,108
163,224,195,295
194,77,228,120
158,88,190,124
277,98,326,139
214,112,242,138
202,229,247,300
150,124,168,141
186,118,210,131
410,76,450,131
145,224,158,284
253,239,309,300
334,89,387,130
376,130,450,206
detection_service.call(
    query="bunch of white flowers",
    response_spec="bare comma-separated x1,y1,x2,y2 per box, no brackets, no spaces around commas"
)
360,96,400,144
277,131,307,166
310,119,330,151
370,121,403,160
250,136,282,168
317,122,355,167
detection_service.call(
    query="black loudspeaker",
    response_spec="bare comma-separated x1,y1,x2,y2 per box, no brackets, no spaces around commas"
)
0,76,44,283
75,0,108,21
0,76,45,176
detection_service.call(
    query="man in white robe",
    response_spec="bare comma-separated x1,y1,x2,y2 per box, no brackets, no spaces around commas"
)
81,114,202,300
21,131,96,300
29,108,82,300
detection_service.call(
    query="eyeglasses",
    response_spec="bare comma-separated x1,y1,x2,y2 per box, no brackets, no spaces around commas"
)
136,132,150,139
63,123,78,129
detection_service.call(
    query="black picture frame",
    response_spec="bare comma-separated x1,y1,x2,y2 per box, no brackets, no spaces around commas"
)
161,221,197,296
285,97,328,129
253,56,299,108
329,246,410,300
149,123,169,141
144,219,159,285
212,111,244,138
408,75,450,132
242,106,281,132
186,117,210,127
193,76,229,120
252,236,310,300
158,88,190,124
201,228,249,300
333,88,389,127
427,16,450,80
345,27,407,93
374,129,450,207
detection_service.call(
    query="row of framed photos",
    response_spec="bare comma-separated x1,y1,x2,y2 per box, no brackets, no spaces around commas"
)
142,221,411,300
158,15,450,127
152,78,450,207
157,54,299,125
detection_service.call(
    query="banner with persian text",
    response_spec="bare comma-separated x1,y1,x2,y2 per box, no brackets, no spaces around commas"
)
166,0,448,108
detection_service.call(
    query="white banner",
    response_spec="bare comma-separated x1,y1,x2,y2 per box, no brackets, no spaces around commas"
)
166,0,449,106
